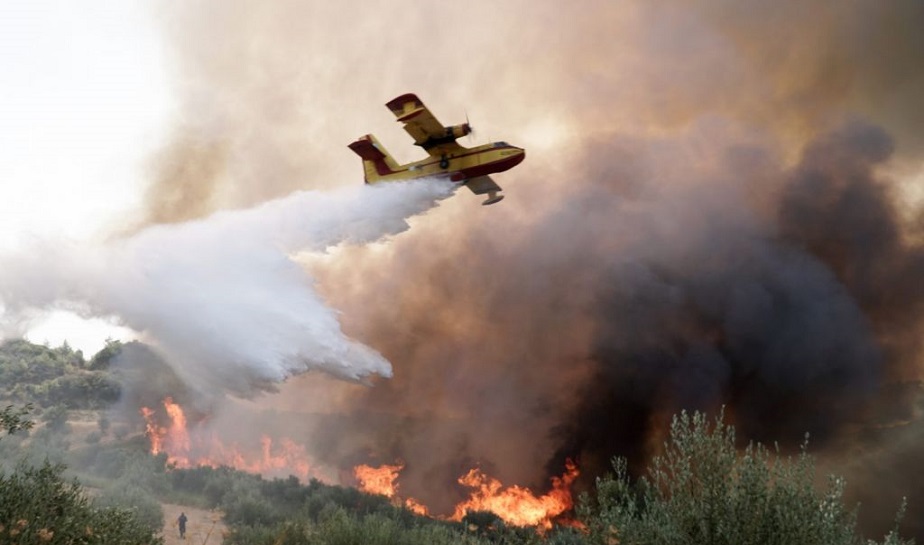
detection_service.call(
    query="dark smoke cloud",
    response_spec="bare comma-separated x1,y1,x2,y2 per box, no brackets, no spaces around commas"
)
779,122,924,377
122,0,924,536
305,120,904,505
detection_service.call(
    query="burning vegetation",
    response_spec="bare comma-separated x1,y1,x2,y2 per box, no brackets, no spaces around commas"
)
0,339,916,544
141,397,323,482
450,460,579,529
143,397,581,530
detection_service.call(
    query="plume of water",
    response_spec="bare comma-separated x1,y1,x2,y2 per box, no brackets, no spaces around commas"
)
0,180,455,395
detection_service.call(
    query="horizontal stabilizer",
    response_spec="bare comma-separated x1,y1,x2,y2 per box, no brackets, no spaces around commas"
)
347,134,401,180
348,135,387,161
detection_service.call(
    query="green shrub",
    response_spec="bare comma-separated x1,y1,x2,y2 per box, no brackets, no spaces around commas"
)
25,426,70,465
87,339,122,370
583,410,911,545
41,404,69,431
225,521,313,545
0,461,162,544
224,492,279,527
1,404,34,435
94,482,165,534
309,507,493,545
40,373,121,409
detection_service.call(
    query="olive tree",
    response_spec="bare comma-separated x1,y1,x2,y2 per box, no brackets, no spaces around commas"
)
583,410,911,545
0,404,163,544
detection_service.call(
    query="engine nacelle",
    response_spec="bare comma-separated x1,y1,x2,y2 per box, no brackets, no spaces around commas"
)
419,123,473,150
447,123,472,139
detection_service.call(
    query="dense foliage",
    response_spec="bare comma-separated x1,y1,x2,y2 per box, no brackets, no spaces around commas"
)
0,403,33,435
581,411,911,545
0,462,162,545
0,339,120,409
0,403,162,545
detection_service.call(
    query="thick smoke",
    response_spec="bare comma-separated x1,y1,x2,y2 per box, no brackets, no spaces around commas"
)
125,0,924,535
303,120,913,507
0,181,453,396
779,123,924,376
138,0,924,226
6,0,920,537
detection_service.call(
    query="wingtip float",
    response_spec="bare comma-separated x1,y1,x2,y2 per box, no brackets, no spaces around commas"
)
349,93,525,206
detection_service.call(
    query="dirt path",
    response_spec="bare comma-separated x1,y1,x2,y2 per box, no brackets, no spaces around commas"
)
161,504,226,545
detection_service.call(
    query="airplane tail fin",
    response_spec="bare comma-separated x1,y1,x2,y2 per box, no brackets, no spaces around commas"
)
348,134,402,183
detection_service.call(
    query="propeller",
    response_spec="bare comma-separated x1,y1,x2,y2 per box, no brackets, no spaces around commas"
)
465,111,476,143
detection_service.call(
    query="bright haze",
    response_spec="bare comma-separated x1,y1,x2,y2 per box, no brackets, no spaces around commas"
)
3,0,924,537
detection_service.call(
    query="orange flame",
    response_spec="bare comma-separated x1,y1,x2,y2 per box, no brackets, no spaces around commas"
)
354,463,404,497
140,406,162,454
354,462,431,514
141,397,189,461
140,398,322,481
451,459,580,529
404,497,430,517
351,460,580,529
141,398,581,529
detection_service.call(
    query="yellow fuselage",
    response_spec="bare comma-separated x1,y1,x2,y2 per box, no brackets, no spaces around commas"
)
385,142,525,183
350,133,525,185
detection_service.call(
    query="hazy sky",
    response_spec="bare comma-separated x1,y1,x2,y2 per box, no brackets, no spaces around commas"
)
0,2,171,241
0,2,173,351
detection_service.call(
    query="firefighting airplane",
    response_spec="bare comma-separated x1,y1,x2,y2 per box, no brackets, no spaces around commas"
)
349,93,525,205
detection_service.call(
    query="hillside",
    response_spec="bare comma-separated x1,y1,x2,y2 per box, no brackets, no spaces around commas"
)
0,338,917,544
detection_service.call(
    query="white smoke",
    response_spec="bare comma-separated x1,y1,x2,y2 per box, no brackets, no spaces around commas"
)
0,179,455,395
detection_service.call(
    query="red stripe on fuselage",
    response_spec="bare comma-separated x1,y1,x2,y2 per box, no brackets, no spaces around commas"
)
457,149,525,178
388,145,524,175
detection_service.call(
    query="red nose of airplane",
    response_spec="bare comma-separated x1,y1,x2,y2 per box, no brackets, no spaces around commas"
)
512,147,525,166
492,146,525,173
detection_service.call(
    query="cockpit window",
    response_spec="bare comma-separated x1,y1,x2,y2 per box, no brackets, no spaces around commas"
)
493,141,509,148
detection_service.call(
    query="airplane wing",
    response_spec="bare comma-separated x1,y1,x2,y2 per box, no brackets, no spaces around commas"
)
465,175,502,195
385,93,465,156
466,175,504,205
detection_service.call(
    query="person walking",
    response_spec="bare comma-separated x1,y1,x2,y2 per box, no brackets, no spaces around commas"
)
178,512,188,539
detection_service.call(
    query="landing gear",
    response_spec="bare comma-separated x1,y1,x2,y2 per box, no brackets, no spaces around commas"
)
482,191,504,205
439,155,450,169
